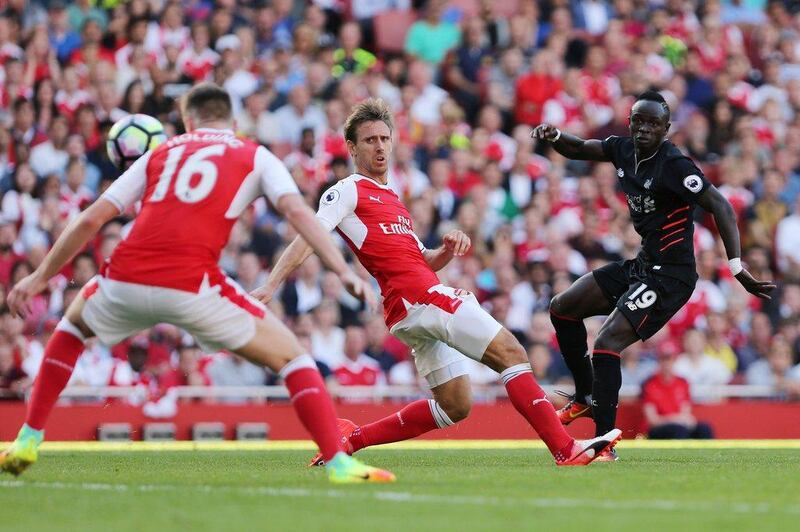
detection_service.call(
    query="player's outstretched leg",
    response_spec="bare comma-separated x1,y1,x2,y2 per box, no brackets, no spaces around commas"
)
308,377,470,466
549,273,614,425
1,318,87,476
483,328,620,466
236,312,395,483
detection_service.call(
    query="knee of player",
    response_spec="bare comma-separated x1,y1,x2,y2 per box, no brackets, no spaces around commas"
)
485,344,526,371
593,332,626,355
548,295,565,317
482,330,527,371
272,352,305,374
500,339,528,368
439,398,471,423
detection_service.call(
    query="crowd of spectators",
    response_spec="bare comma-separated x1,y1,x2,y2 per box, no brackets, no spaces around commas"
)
2,0,800,409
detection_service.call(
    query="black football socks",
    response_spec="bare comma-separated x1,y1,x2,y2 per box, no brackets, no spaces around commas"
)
550,311,593,405
590,352,622,437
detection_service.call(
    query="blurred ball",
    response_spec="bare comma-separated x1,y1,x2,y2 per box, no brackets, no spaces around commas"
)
106,114,168,170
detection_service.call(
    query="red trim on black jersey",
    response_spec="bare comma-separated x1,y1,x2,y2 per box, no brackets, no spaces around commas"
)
667,206,690,218
660,228,684,241
659,238,685,252
662,217,688,231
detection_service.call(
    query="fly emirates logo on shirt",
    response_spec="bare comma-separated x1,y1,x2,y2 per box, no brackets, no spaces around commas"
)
379,215,414,236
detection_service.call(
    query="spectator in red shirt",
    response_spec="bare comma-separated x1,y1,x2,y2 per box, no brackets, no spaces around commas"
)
159,342,212,390
641,353,714,439
0,338,29,398
333,326,384,390
178,21,219,83
514,49,562,126
448,148,481,200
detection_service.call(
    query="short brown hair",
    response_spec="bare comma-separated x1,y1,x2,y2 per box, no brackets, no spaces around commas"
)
181,82,232,123
344,98,394,143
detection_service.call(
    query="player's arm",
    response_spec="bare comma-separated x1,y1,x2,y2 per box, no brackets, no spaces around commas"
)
7,199,119,317
256,168,372,306
251,231,313,304
696,185,776,299
531,124,609,161
275,194,374,308
7,152,151,318
422,230,471,272
278,194,349,279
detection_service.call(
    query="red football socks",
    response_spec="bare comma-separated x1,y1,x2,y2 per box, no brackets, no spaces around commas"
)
280,355,343,461
350,399,444,452
501,364,574,456
25,328,85,430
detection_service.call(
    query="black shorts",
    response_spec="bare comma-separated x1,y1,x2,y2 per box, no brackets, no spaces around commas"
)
592,258,696,341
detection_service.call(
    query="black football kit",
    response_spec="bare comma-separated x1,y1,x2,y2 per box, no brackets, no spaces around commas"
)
593,136,711,340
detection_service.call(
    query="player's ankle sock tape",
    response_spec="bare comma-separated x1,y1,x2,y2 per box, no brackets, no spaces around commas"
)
591,352,622,437
55,318,86,342
499,363,532,385
278,354,317,379
427,399,454,429
550,312,593,402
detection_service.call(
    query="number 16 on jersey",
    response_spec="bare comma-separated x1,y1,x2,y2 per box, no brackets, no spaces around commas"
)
150,144,226,204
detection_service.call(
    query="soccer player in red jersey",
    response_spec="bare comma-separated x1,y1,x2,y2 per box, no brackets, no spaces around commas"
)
1,84,394,484
255,99,621,466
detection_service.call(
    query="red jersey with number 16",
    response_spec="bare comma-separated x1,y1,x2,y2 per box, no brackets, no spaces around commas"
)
100,128,299,292
316,174,453,328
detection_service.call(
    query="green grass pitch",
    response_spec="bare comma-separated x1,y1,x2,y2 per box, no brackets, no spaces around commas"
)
2,441,799,532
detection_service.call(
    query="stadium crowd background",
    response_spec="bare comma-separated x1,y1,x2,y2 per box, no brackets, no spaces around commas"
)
1,0,800,412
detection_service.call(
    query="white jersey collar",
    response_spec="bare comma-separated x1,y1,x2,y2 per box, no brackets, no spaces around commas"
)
195,127,236,135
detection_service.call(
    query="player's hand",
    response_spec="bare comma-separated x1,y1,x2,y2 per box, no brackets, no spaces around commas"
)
7,272,48,318
339,270,378,311
442,230,471,257
250,284,276,305
735,269,777,300
531,124,560,142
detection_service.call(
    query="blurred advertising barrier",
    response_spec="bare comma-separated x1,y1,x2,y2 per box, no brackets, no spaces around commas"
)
1,385,799,441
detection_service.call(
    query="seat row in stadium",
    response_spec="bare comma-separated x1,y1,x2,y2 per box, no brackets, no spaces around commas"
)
96,422,270,442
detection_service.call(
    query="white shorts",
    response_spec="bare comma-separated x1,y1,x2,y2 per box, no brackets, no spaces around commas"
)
389,285,503,388
80,275,266,352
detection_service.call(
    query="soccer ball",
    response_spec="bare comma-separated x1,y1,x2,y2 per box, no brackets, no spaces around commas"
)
107,114,168,170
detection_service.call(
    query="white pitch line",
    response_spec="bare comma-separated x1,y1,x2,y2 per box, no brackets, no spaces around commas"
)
2,480,799,516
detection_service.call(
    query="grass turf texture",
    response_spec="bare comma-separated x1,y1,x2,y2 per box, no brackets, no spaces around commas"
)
2,442,799,532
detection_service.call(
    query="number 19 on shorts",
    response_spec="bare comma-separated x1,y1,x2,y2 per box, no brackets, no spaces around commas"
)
626,283,657,311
